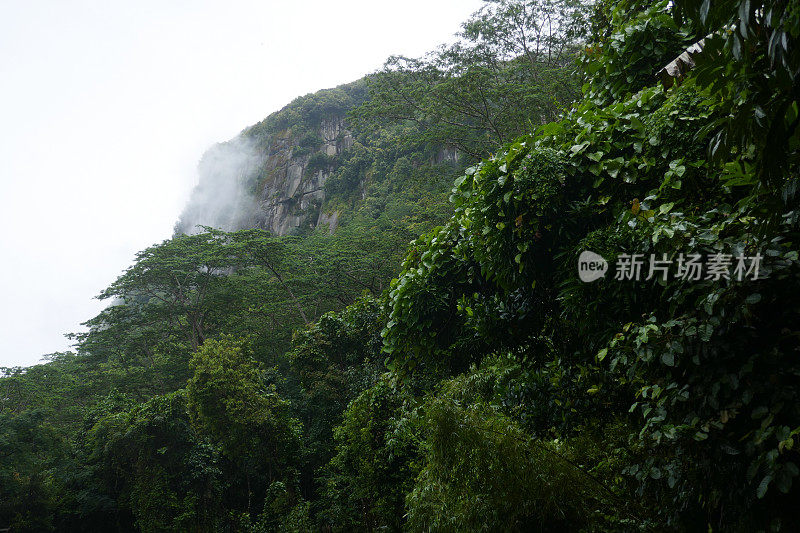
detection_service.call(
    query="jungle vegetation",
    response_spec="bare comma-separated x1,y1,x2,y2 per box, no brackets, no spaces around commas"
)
2,0,800,530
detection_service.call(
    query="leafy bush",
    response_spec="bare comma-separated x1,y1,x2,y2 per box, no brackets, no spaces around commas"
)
321,377,419,532
407,369,616,532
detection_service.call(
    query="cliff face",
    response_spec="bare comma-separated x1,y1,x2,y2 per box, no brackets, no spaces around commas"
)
174,138,262,235
255,117,352,235
176,81,366,237
175,79,462,237
175,115,352,236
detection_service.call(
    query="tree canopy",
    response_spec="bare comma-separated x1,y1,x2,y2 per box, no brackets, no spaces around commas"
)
3,0,800,530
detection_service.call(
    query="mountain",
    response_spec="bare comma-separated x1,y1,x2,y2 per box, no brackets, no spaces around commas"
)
5,1,797,530
176,83,362,236
174,79,463,242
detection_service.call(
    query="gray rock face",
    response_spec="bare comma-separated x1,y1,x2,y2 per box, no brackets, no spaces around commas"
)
433,146,461,165
177,116,351,236
256,117,350,235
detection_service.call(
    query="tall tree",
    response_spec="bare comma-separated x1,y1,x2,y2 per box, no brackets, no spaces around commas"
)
352,0,587,158
186,336,302,515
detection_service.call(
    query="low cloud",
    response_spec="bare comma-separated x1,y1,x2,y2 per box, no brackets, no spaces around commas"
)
175,136,263,235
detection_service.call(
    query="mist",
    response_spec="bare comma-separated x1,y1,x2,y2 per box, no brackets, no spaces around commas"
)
0,0,484,367
175,137,263,235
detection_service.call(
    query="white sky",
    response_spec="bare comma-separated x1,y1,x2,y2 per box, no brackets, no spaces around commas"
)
0,0,484,367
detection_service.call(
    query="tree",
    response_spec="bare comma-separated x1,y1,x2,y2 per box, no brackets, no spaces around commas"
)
93,231,239,353
0,410,65,532
321,377,418,532
86,390,225,532
186,336,302,516
284,298,385,501
352,0,587,158
406,368,616,532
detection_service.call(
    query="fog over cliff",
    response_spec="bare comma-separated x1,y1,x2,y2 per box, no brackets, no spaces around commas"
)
0,0,483,367
175,137,263,235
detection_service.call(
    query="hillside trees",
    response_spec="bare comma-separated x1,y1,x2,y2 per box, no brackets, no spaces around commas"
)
76,227,393,377
6,0,800,529
0,410,66,532
352,0,587,158
376,0,800,528
405,366,618,531
84,231,239,358
186,337,302,514
321,377,418,532
284,298,385,498
81,338,307,532
85,391,224,532
245,81,368,147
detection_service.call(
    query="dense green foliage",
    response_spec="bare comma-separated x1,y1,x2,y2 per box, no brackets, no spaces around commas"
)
245,81,368,145
352,0,587,159
4,0,800,530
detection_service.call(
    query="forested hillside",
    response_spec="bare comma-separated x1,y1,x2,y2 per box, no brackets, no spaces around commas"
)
2,0,800,531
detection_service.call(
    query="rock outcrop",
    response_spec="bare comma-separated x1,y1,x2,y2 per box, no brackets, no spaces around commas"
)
256,117,352,235
175,79,460,238
176,115,352,236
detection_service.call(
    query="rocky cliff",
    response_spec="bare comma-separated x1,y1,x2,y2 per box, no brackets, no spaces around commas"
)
254,116,353,235
175,82,364,236
176,117,353,236
175,80,462,237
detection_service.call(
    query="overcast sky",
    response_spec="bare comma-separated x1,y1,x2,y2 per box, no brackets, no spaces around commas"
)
0,0,484,367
